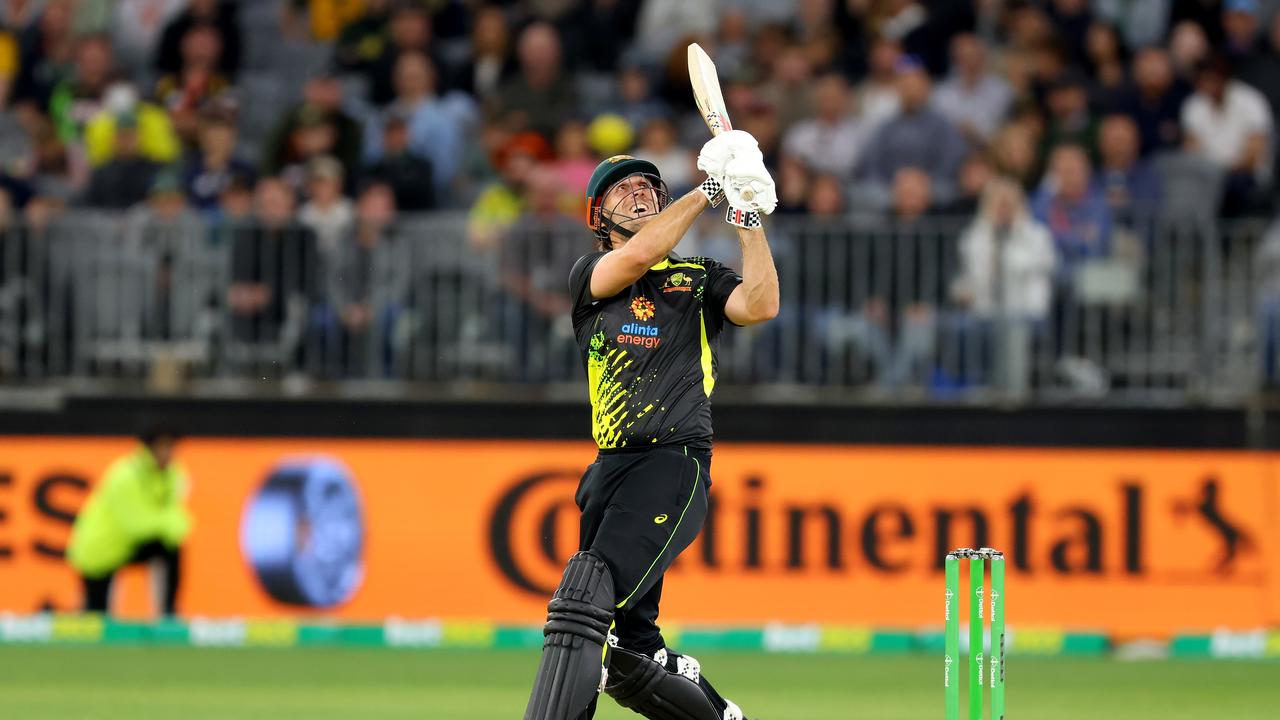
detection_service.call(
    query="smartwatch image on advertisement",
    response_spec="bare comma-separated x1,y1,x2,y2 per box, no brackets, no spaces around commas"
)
240,457,364,608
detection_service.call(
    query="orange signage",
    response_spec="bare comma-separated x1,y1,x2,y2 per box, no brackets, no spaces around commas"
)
1,438,1278,637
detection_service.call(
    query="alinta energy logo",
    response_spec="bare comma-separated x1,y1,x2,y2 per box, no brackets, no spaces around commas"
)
630,296,656,320
621,296,661,348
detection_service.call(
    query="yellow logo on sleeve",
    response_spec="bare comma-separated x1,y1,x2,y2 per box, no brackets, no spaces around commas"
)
653,514,669,524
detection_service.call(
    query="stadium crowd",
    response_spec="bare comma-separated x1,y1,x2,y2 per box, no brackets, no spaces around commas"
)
1,0,1279,392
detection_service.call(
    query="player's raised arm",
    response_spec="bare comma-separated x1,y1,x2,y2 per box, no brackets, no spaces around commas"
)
725,225,780,326
702,132,780,326
588,187,712,299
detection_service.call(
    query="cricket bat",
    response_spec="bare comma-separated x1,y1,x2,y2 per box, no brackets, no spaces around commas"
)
687,42,755,202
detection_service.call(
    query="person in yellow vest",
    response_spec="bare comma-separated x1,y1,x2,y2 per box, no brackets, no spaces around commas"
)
67,427,193,616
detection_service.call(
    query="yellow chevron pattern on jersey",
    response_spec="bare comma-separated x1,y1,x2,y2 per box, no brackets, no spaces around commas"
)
587,331,631,447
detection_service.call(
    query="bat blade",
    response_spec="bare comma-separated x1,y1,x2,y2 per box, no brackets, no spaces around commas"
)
688,43,732,136
687,43,755,203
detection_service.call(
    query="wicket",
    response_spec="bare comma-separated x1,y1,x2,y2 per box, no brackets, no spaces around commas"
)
945,548,1005,720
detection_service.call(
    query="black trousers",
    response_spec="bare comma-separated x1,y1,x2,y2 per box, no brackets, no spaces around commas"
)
574,444,711,655
82,541,182,616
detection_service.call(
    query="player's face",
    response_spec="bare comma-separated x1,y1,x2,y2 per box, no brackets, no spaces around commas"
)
603,174,661,235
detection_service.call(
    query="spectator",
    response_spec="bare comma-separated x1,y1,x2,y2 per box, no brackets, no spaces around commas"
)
949,152,998,215
182,108,253,213
317,182,406,378
1181,55,1274,214
285,0,367,42
84,82,180,167
950,178,1057,396
215,173,252,220
859,57,967,209
363,2,441,106
711,8,752,80
1031,144,1112,280
449,4,514,101
12,0,74,107
1083,21,1129,110
739,95,782,169
611,63,668,133
0,23,15,107
0,184,40,378
1095,114,1161,221
782,73,870,181
110,0,185,77
27,113,86,201
637,117,694,197
1253,213,1280,384
1,94,34,178
80,112,159,209
774,155,812,216
500,165,580,382
1236,11,1280,124
66,425,192,617
744,23,791,99
552,119,599,203
1040,71,1099,165
1093,0,1172,48
1170,0,1227,44
365,110,435,212
1,0,47,30
468,131,551,249
271,106,343,197
890,167,934,223
560,0,645,74
364,51,462,202
333,0,392,79
1221,0,1265,65
1169,20,1211,80
299,155,354,259
1122,47,1190,156
857,36,901,132
876,0,963,77
933,33,1012,145
1044,0,1094,67
264,71,363,192
955,178,1057,322
839,166,942,390
121,170,200,345
227,177,319,350
633,0,718,60
805,172,846,217
154,0,241,80
493,22,578,143
757,46,815,131
48,34,117,145
152,22,233,145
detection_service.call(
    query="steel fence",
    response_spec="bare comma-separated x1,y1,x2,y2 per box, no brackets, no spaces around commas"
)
0,209,1273,405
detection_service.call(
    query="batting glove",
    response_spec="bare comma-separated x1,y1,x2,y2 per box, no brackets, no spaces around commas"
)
722,153,778,216
696,130,760,179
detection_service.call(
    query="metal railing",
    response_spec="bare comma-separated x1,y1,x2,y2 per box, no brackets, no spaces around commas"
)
0,210,1273,405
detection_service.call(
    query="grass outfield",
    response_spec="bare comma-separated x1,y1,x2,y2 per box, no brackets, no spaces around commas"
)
1,646,1276,719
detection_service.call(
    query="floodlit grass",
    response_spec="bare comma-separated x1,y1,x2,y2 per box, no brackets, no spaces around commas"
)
0,645,1277,719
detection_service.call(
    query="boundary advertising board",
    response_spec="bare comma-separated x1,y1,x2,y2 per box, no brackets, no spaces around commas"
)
2,438,1277,637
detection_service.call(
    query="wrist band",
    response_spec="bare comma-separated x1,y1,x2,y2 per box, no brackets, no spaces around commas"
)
725,206,761,228
699,176,725,207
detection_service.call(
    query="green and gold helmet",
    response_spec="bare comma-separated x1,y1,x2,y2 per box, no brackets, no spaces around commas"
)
585,155,670,245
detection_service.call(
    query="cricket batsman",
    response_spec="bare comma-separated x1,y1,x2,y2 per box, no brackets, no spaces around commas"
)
524,129,779,720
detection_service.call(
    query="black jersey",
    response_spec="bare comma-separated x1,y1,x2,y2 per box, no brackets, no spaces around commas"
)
569,251,742,450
